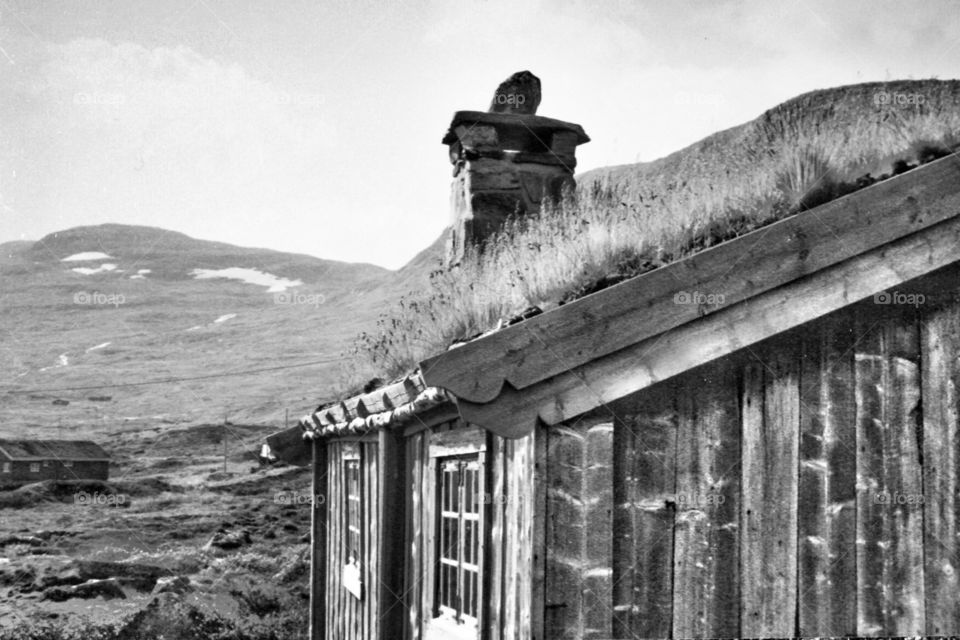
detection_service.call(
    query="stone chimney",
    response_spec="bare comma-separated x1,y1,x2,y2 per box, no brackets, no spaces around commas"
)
442,71,590,266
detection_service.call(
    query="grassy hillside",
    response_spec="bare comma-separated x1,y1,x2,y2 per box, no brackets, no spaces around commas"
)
356,79,960,377
0,224,418,437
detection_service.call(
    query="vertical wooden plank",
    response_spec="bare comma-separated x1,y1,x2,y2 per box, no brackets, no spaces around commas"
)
544,416,614,640
855,307,925,634
672,361,740,638
531,423,547,640
798,317,857,636
518,434,533,640
503,438,518,640
883,309,925,632
855,318,885,636
544,426,582,639
404,433,422,640
331,443,343,640
487,434,505,640
610,396,677,640
378,430,406,639
922,299,960,634
309,438,328,640
367,442,376,640
346,445,356,640
422,436,436,637
741,345,799,636
580,420,613,640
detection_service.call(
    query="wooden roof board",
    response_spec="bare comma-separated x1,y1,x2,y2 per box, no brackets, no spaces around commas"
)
453,214,960,437
420,154,960,405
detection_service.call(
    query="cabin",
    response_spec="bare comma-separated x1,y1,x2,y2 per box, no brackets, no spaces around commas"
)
266,76,960,639
0,439,110,488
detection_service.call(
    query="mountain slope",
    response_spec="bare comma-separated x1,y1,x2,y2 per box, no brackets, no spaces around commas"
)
577,79,960,212
0,224,416,436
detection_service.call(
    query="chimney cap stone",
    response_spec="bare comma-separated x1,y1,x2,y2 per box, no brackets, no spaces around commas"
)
441,110,589,146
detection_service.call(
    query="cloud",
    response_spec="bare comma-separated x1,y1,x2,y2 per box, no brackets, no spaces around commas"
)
0,32,336,255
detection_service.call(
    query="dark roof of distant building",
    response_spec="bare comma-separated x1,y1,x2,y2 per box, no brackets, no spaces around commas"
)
0,439,110,461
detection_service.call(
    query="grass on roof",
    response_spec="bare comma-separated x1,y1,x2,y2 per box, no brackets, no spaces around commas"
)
353,79,960,381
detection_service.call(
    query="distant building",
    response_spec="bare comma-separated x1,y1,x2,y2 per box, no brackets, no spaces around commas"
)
0,440,110,488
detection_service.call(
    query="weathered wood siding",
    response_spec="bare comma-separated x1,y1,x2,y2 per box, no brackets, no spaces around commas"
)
544,414,614,639
325,438,379,640
543,287,960,637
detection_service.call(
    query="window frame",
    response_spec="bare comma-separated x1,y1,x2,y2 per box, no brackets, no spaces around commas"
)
29,462,41,473
433,453,484,630
341,445,363,600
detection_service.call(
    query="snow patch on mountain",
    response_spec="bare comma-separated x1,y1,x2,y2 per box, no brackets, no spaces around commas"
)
62,252,113,262
72,263,118,275
190,267,302,293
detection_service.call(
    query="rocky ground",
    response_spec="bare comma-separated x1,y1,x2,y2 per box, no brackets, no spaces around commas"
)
0,423,316,639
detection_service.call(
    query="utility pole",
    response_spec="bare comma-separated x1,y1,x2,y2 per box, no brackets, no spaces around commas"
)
222,413,228,474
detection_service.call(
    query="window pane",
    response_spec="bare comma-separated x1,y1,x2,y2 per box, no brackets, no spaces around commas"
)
441,517,458,560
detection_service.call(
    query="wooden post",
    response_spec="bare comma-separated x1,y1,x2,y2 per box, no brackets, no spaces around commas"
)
378,426,406,637
223,415,228,474
310,437,328,640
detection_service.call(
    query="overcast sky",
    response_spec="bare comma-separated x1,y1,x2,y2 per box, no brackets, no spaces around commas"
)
1,0,958,268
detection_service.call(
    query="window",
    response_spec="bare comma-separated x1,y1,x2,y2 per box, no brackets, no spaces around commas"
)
436,456,482,628
29,463,41,473
63,460,74,468
345,459,361,563
343,456,363,599
43,460,50,467
2,462,10,473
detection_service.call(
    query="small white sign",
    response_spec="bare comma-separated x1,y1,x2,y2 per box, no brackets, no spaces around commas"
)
343,561,363,600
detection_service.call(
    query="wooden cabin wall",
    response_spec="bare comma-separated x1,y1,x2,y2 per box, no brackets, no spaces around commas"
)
543,291,960,638
402,420,536,640
485,430,536,640
403,426,432,640
324,438,380,640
